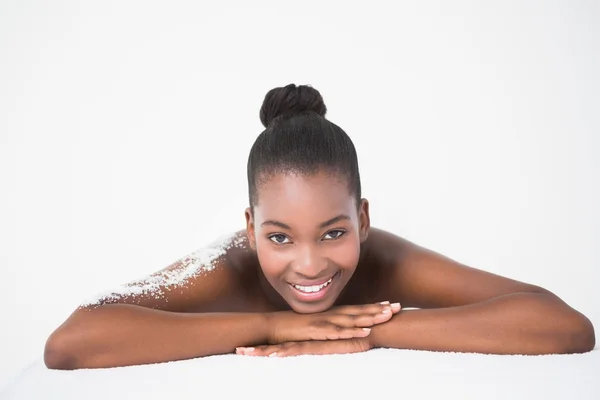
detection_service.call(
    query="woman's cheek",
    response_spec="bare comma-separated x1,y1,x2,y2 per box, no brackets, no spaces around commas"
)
256,243,290,276
333,241,360,269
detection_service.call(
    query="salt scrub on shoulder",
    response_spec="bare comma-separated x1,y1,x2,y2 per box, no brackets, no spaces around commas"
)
79,231,246,308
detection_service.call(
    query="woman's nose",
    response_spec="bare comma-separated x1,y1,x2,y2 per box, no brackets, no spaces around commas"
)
292,245,328,278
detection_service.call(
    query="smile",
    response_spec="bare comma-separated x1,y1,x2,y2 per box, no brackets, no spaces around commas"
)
287,272,339,302
292,276,334,293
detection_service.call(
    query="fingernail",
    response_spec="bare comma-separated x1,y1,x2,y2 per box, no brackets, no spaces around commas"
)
268,352,278,358
380,301,390,305
382,308,391,314
391,303,401,309
237,347,254,353
362,328,371,332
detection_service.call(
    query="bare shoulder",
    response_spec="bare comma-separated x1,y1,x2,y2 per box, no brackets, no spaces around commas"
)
363,226,465,267
357,227,416,272
363,227,548,309
362,227,414,259
78,230,260,313
342,227,411,304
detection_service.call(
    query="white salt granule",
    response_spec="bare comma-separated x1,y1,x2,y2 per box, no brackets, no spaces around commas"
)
79,231,246,308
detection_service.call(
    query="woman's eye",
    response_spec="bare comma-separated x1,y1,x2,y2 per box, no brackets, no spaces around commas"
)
268,234,290,244
323,229,346,240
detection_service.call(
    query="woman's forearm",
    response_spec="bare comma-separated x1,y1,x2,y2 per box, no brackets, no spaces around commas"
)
44,304,269,370
369,292,595,355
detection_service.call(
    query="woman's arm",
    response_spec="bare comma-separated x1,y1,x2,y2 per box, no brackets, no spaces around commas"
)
44,233,256,369
375,229,595,354
45,305,269,370
369,291,594,354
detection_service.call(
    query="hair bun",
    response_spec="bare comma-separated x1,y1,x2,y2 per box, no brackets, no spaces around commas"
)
259,83,327,128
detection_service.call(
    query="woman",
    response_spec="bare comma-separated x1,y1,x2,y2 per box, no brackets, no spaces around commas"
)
44,84,595,370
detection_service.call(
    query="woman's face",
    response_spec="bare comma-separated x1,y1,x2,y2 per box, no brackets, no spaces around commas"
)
245,170,370,313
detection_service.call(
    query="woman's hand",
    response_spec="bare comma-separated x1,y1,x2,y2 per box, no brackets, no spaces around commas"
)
265,301,400,344
236,338,372,357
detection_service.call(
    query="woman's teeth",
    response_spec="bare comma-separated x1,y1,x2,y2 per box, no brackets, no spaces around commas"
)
292,276,333,293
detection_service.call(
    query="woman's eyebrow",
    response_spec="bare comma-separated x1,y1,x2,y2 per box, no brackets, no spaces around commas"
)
260,214,350,230
261,220,291,230
318,214,351,229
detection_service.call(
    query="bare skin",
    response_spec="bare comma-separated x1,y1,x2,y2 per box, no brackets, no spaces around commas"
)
44,171,596,369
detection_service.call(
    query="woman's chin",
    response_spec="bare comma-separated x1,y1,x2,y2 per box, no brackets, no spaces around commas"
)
285,291,339,313
288,301,333,314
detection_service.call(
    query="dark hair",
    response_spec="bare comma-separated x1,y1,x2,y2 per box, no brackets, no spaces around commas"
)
247,83,361,209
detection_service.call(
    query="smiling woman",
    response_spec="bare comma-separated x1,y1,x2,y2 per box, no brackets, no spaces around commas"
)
43,84,595,370
246,171,367,314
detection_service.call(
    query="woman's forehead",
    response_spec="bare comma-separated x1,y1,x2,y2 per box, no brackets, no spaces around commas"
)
257,171,350,201
253,172,356,223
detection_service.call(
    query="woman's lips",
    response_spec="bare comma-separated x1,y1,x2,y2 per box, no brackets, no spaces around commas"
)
288,272,339,302
290,273,336,287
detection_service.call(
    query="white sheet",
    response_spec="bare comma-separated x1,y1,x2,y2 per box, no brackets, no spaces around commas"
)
2,348,599,399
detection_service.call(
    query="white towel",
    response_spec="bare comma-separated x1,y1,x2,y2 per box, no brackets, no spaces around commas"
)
2,348,599,400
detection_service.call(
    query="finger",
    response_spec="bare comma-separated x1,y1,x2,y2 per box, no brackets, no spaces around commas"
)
235,347,254,356
273,342,305,357
308,322,372,340
373,302,402,322
339,301,401,320
353,310,394,326
279,340,369,357
256,346,279,357
332,302,386,316
255,343,298,358
334,301,397,317
274,341,331,357
321,326,372,340
329,307,395,328
235,346,255,356
237,345,279,357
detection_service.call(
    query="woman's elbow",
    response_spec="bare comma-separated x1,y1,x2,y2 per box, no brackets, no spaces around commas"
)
533,292,595,354
44,331,78,370
566,313,596,353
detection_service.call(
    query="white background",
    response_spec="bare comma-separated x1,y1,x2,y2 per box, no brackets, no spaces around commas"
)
1,0,598,391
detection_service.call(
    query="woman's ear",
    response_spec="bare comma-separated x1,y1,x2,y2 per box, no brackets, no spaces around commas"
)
244,207,257,250
358,198,370,243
